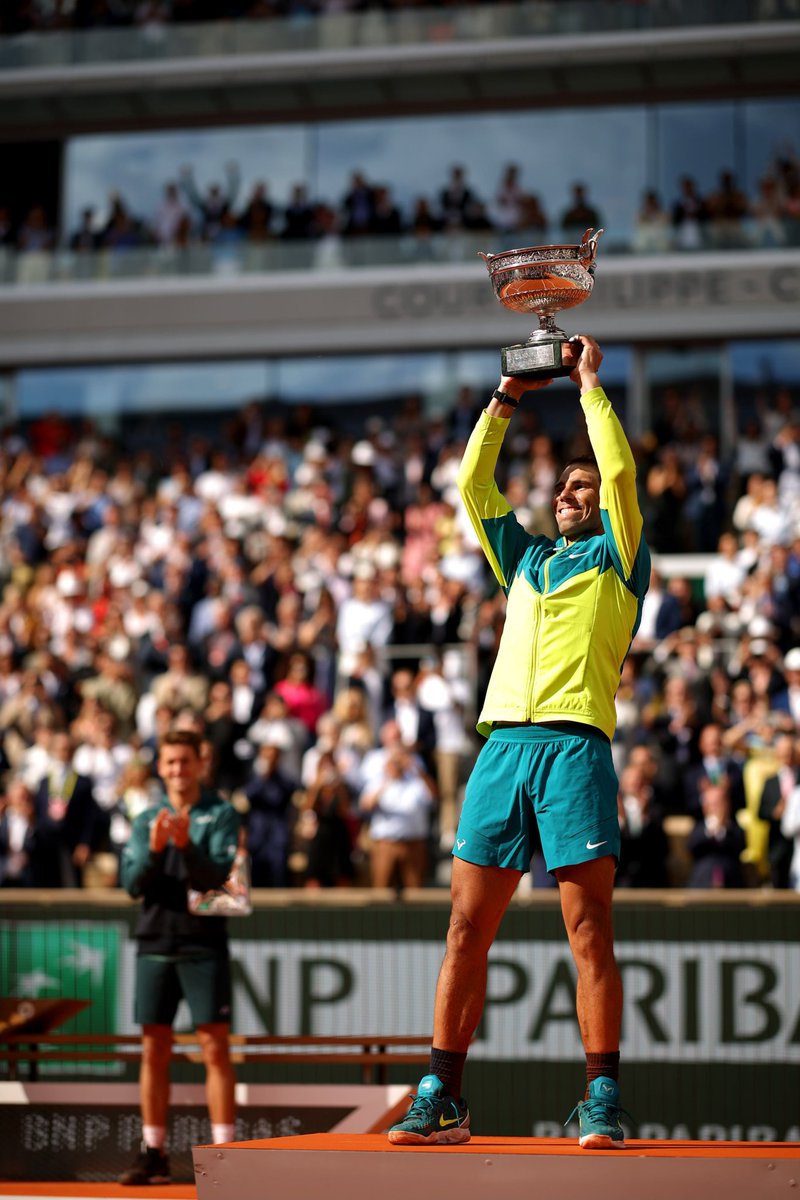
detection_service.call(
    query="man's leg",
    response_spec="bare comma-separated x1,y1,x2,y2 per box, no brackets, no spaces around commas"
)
196,1022,236,1135
140,1024,174,1129
388,857,520,1145
555,856,625,1149
433,857,523,1051
118,1024,173,1184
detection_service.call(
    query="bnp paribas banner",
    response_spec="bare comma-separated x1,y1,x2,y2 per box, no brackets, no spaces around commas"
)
228,938,800,1066
2,902,799,1141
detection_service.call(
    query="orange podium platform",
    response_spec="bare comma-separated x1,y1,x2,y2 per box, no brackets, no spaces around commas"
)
192,1132,800,1200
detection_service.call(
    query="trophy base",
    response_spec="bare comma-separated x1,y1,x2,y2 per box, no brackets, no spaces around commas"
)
501,338,575,380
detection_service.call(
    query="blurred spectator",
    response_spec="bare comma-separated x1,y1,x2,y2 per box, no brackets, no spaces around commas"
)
273,650,329,736
72,706,134,816
684,433,727,552
612,656,650,771
758,732,799,889
439,165,480,231
632,566,684,652
408,196,444,252
632,189,671,253
774,646,800,723
752,175,787,248
384,666,436,767
203,680,246,792
780,777,800,892
561,182,601,240
0,779,38,887
722,677,792,759
78,649,138,738
300,750,357,888
243,742,298,887
102,194,144,253
703,531,747,608
359,743,434,891
341,171,375,237
153,182,191,248
282,183,316,240
746,475,794,546
180,162,240,242
150,643,209,714
645,447,689,552
335,567,393,675
416,654,470,833
642,675,702,812
239,182,274,242
371,185,404,236
686,778,746,888
672,176,709,250
492,163,527,234
70,208,101,253
735,418,772,483
683,722,746,817
616,762,669,888
521,192,549,236
33,730,100,887
247,690,311,783
16,203,55,254
706,170,749,248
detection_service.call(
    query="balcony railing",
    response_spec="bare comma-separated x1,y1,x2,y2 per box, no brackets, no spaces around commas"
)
0,1,797,74
2,220,797,288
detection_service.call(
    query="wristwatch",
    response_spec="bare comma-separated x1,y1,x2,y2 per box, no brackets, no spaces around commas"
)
492,388,519,408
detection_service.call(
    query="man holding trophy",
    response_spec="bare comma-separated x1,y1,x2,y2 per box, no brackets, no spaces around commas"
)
389,231,651,1150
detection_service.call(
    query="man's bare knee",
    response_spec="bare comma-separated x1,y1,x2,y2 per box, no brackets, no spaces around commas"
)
446,910,494,957
141,1026,173,1069
568,909,616,975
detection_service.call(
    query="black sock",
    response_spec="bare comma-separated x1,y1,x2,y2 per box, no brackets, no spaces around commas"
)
429,1047,467,1098
585,1051,619,1098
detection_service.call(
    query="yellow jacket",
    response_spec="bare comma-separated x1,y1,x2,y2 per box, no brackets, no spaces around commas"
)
456,387,650,740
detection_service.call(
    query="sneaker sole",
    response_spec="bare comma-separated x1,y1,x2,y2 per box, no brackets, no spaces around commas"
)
579,1134,625,1150
388,1127,471,1146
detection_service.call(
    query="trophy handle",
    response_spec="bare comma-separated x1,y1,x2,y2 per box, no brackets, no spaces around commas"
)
579,228,604,270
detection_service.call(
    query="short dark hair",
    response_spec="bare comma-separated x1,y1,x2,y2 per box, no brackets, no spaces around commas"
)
563,453,600,475
158,729,202,757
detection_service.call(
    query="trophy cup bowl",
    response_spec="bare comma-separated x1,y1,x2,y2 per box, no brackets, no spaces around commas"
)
480,227,604,379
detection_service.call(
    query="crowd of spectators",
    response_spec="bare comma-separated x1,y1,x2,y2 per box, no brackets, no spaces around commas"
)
633,158,800,252
1,168,592,279
0,373,798,896
3,150,799,291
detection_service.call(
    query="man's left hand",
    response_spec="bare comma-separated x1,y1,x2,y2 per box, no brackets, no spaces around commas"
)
170,811,190,849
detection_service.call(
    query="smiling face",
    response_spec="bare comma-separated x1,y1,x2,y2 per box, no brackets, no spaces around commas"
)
552,461,602,543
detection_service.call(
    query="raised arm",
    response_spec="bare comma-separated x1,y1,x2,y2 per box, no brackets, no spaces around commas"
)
456,376,551,590
572,335,644,583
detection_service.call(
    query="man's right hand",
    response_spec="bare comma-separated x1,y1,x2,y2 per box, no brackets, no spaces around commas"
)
568,334,603,393
149,808,173,853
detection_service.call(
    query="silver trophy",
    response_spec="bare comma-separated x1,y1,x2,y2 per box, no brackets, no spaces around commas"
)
480,227,604,379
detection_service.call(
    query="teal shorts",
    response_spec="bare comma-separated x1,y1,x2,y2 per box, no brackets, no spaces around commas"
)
454,724,620,874
134,952,232,1028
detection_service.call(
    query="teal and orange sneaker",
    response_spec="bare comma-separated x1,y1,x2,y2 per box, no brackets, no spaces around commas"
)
388,1073,470,1145
566,1076,628,1149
